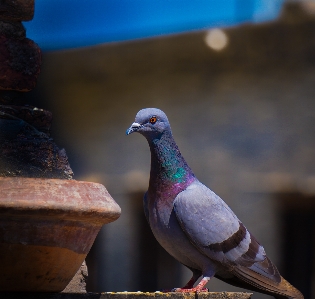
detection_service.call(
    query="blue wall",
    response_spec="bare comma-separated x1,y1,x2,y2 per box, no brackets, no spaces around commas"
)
23,0,283,51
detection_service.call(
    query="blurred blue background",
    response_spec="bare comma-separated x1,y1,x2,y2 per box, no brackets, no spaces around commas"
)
23,0,284,51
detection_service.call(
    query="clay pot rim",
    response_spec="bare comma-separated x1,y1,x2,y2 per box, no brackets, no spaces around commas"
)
0,177,121,225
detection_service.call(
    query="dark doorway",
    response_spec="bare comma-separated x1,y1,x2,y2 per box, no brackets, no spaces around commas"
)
279,192,315,299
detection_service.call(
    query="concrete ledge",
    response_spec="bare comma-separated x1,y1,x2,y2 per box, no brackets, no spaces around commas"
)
0,292,252,299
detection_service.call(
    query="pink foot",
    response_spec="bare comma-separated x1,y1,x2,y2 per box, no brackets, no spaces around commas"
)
169,277,210,293
172,287,209,293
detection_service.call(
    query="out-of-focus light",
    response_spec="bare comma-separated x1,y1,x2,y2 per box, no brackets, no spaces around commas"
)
301,2,315,15
204,29,229,51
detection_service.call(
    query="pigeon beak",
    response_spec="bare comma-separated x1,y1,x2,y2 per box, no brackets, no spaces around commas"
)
126,122,142,135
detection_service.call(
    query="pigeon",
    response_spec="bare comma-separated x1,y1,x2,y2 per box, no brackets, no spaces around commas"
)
126,108,303,299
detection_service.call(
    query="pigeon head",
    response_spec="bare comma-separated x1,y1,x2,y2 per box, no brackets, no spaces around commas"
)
126,108,171,138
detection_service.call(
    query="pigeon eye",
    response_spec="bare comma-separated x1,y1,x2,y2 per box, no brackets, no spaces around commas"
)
149,116,157,124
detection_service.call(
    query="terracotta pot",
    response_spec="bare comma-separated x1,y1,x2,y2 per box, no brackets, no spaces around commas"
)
0,177,121,292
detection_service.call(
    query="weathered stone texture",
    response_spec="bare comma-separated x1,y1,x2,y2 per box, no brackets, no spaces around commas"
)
0,0,34,21
0,293,252,299
0,35,41,91
101,293,251,299
0,105,73,179
0,21,26,38
63,261,89,294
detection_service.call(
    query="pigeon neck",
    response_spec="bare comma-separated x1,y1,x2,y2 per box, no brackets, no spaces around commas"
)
147,130,195,189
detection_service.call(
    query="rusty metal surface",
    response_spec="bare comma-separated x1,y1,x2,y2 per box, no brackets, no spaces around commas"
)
0,177,121,292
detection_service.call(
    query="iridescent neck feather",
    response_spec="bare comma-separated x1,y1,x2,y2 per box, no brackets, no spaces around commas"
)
146,130,195,196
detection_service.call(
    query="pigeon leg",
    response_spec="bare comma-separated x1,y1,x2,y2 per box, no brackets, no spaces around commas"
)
162,269,202,292
182,270,202,289
173,276,210,292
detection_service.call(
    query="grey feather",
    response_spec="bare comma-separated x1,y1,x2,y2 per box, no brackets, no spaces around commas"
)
174,181,266,266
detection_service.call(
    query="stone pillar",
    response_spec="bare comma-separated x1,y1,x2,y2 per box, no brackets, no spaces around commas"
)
0,0,73,179
0,0,85,293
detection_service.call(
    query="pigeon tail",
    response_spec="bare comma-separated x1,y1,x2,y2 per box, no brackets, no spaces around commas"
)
274,277,304,299
229,260,304,299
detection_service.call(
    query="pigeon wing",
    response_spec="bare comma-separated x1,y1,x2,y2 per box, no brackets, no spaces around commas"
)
173,181,266,267
173,182,302,298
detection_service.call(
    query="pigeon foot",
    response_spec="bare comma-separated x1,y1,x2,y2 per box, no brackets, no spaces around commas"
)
171,277,210,293
171,287,209,293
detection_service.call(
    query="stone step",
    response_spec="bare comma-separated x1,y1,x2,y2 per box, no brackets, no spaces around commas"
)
0,292,252,299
